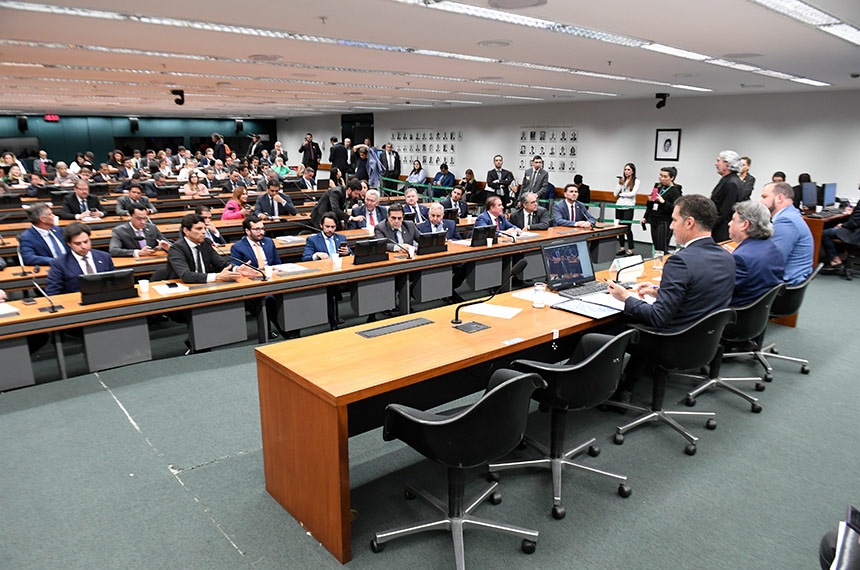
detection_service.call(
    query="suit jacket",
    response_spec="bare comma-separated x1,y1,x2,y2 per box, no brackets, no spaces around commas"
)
46,249,115,295
166,237,231,283
204,227,226,246
403,203,430,224
254,192,297,217
19,226,67,266
474,211,516,232
310,186,350,229
302,232,351,261
93,173,114,184
230,236,281,269
329,143,349,175
246,141,264,160
375,220,420,251
60,193,106,219
576,183,591,204
520,168,549,199
711,173,742,242
440,198,468,218
644,184,683,223
117,167,137,179
623,237,735,332
379,149,401,177
417,219,460,241
552,200,595,226
221,178,244,193
109,222,166,257
298,141,322,169
115,195,156,216
771,206,814,285
731,238,785,306
485,168,515,196
32,158,54,176
836,202,860,246
348,204,388,230
298,176,316,191
509,206,550,231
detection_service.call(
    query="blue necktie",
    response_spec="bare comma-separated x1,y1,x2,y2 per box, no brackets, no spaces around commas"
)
326,236,336,256
48,230,64,257
80,199,87,214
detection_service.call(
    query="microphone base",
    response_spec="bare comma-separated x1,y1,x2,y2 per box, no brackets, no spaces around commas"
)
12,270,33,277
452,321,490,333
39,305,64,313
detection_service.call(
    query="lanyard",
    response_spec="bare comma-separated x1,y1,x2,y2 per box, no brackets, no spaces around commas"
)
658,185,673,197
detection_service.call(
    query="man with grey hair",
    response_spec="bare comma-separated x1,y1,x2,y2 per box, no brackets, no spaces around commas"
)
417,202,460,240
348,188,387,230
510,191,550,231
53,161,79,186
728,201,785,306
711,150,743,242
19,202,67,266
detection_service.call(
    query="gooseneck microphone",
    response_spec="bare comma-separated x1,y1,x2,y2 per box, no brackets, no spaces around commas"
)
612,254,662,284
209,242,268,281
32,280,60,313
14,242,33,277
452,258,527,325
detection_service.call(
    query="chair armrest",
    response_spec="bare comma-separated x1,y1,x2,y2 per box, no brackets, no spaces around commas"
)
511,358,580,374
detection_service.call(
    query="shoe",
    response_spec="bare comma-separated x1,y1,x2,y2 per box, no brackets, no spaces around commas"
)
626,250,635,256
269,330,280,340
617,249,626,256
821,265,841,275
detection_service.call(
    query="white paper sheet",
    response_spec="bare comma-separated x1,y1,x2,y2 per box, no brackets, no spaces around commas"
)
271,263,308,273
461,303,522,319
511,289,566,305
0,303,19,316
579,291,656,310
275,235,305,244
152,283,189,295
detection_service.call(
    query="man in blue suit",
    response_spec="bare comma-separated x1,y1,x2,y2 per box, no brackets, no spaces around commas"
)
728,201,785,306
402,187,430,224
440,185,469,219
759,182,813,285
474,196,522,236
302,213,353,329
19,202,68,266
417,202,461,241
46,222,115,295
231,215,281,270
254,179,297,220
553,184,595,227
347,188,387,231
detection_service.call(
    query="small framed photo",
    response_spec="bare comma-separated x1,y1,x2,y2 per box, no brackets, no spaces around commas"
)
655,128,681,161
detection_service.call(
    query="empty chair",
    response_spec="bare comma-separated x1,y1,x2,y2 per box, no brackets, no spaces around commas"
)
611,308,736,456
488,330,637,520
370,369,546,570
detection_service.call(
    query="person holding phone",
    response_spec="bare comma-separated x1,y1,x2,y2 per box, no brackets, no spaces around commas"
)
642,166,683,253
614,162,640,256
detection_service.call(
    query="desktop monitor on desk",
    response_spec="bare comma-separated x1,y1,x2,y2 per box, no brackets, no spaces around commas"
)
416,231,447,255
540,239,596,292
801,182,818,208
443,208,458,221
352,237,388,265
822,183,836,207
469,224,497,247
0,193,23,208
79,268,137,305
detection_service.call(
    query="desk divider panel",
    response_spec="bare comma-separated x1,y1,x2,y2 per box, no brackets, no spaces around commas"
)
189,302,248,350
591,237,617,264
412,266,453,303
83,318,152,372
0,337,35,390
350,276,395,316
277,289,329,330
518,251,546,281
466,257,503,291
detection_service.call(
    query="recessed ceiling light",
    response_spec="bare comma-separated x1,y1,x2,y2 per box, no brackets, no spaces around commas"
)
478,40,512,48
488,0,547,8
248,54,281,61
673,73,699,78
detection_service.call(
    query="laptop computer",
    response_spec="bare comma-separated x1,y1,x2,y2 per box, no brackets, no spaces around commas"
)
540,239,606,299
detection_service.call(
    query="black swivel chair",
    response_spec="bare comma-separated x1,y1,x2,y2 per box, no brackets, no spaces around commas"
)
370,370,546,570
723,264,822,379
611,308,736,456
681,284,785,413
487,330,638,520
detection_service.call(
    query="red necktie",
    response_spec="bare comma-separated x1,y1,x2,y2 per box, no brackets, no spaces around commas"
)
496,217,501,229
369,211,375,225
569,203,575,221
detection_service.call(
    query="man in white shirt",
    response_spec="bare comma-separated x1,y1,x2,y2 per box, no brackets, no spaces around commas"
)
46,222,116,295
165,214,253,283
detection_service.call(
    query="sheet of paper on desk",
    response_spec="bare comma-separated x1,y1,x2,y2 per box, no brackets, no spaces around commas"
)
579,291,655,310
81,216,100,222
451,239,472,246
461,303,522,319
511,289,566,305
275,235,305,244
0,303,19,316
518,232,540,239
152,283,189,295
271,263,307,273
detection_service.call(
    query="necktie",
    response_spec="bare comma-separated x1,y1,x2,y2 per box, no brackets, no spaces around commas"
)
435,224,442,233
273,198,279,217
529,213,534,227
254,241,266,268
83,255,95,274
136,228,146,249
40,161,46,175
326,236,336,257
396,229,403,244
496,217,501,230
80,199,87,214
369,210,375,226
47,230,63,258
195,245,204,273
415,207,423,224
569,203,575,221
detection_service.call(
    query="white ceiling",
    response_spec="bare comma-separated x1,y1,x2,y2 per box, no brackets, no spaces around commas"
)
0,0,858,118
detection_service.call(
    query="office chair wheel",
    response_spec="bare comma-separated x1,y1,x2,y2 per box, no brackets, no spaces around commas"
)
613,433,624,445
685,396,696,407
751,403,762,413
487,471,500,483
685,444,697,456
552,505,566,520
755,383,766,392
770,347,780,355
404,489,416,500
705,419,717,430
521,539,536,554
370,538,385,553
764,373,773,382
489,492,502,505
801,365,810,374
588,445,600,457
618,484,632,498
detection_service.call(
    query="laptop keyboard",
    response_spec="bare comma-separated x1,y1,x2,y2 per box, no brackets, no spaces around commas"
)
557,280,609,299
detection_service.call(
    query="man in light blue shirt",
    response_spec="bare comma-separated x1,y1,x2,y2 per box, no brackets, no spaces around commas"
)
759,182,813,285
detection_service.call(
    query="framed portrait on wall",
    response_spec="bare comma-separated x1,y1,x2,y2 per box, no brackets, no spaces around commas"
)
655,128,681,161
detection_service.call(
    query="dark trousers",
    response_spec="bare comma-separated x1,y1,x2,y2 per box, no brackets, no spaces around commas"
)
650,220,673,253
617,208,635,249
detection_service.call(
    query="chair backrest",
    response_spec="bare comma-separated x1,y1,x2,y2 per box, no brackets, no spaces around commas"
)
770,263,823,318
383,370,545,469
635,308,736,373
724,283,786,342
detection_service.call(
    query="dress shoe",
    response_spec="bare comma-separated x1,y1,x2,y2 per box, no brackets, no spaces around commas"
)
269,330,280,340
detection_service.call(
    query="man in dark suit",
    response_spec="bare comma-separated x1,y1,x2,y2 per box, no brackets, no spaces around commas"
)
19,202,67,266
440,185,469,219
255,179,297,220
109,204,171,258
32,149,54,177
348,189,387,230
93,163,115,184
375,203,420,252
212,133,227,162
485,155,515,208
474,196,522,235
417,202,460,240
166,213,253,283
115,184,157,216
220,169,244,193
510,191,550,231
573,174,591,204
46,222,115,295
194,205,226,245
820,198,860,272
60,180,106,220
310,178,363,230
344,138,357,175
727,201,784,306
518,155,548,201
402,187,429,224
117,158,137,180
379,143,401,191
298,133,322,175
246,134,264,160
298,168,317,192
711,150,743,242
553,184,595,227
329,137,349,176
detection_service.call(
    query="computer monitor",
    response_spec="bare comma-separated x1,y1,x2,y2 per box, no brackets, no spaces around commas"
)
416,231,447,255
0,193,22,208
89,183,109,196
469,224,497,247
822,183,836,207
352,237,388,265
540,239,596,292
156,184,180,198
402,211,416,223
801,182,818,208
79,269,137,305
443,207,458,221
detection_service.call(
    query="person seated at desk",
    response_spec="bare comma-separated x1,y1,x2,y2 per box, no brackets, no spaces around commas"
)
310,178,363,231
236,165,256,189
231,215,281,270
194,205,226,245
606,195,735,401
417,202,460,240
256,168,281,195
402,187,429,224
553,183,595,228
792,172,812,210
60,180,106,220
181,171,209,198
220,169,243,193
19,202,67,266
460,169,479,203
348,188,387,231
116,183,157,216
155,159,172,179
166,213,254,283
727,201,785,306
221,186,251,221
430,163,455,198
46,222,116,295
759,182,813,285
200,167,219,191
93,163,114,184
143,172,168,198
255,178,297,220
440,184,468,219
510,191,550,231
375,203,419,251
176,160,202,183
117,158,137,180
475,195,523,236
53,161,79,187
109,205,171,258
297,167,316,191
302,213,352,329
820,197,859,273
271,156,294,178
3,164,26,186
24,171,47,197
405,160,427,186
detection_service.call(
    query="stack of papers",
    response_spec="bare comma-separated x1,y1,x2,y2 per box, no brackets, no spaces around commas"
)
0,303,19,317
152,283,189,295
271,263,308,273
461,303,522,320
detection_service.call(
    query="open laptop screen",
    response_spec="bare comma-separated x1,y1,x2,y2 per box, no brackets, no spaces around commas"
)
541,239,595,292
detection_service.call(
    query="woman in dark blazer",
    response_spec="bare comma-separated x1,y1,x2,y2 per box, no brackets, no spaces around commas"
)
643,166,682,253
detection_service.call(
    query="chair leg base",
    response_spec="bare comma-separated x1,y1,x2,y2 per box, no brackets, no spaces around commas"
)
679,373,762,411
612,401,715,450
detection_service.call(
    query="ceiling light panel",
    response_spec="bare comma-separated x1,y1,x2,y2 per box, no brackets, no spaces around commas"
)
746,0,839,26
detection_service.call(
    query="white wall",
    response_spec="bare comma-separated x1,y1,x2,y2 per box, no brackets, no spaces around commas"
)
275,115,340,165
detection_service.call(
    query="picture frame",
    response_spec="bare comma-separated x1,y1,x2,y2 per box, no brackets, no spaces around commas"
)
655,128,681,161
